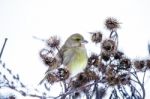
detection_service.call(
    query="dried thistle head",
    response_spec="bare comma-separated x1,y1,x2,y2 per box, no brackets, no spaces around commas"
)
134,60,145,70
118,73,130,85
105,17,120,31
120,58,131,69
71,71,98,88
114,51,124,60
46,73,59,84
57,68,69,80
146,59,150,69
91,32,102,43
47,36,60,49
101,52,110,61
106,75,119,86
88,54,100,67
101,39,116,53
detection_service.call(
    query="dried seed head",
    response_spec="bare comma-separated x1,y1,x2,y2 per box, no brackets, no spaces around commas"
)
146,59,150,68
88,54,99,67
134,60,145,70
118,73,130,85
105,17,120,30
46,73,58,84
114,51,124,60
106,75,119,86
91,32,102,43
102,39,116,52
120,58,131,69
57,68,69,80
71,71,98,88
101,52,110,61
47,36,60,49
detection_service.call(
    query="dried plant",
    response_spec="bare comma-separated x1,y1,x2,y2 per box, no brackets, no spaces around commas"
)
0,17,149,99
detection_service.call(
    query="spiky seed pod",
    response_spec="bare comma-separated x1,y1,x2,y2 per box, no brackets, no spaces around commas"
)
118,73,130,85
44,57,56,66
91,32,102,43
88,54,99,67
71,71,98,88
39,48,53,59
47,36,60,49
105,17,120,31
106,75,119,86
57,68,69,80
46,73,58,84
114,51,124,60
101,52,110,61
120,58,131,69
134,60,145,70
101,39,116,53
146,59,150,68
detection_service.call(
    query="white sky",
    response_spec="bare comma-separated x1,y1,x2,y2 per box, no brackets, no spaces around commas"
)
0,0,150,98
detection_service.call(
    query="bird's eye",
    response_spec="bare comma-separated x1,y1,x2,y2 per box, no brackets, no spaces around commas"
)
75,38,81,41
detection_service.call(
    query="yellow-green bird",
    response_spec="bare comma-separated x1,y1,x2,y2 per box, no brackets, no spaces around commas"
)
39,33,88,84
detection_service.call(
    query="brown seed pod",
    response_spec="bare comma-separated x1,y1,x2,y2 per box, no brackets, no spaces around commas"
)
105,17,120,31
120,58,131,69
106,75,119,86
71,71,99,88
88,54,100,67
57,68,69,80
134,60,145,70
91,32,102,43
146,59,150,68
46,73,59,84
101,39,116,53
47,36,60,49
101,52,110,61
113,51,124,60
118,73,130,85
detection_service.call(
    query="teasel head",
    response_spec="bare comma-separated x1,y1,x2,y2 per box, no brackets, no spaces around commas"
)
118,73,130,85
134,60,145,70
39,49,58,68
105,17,120,31
120,58,131,69
90,31,103,44
101,39,116,53
71,71,99,88
113,51,124,60
146,59,150,69
101,51,111,62
57,68,69,80
47,36,60,50
46,73,59,84
88,54,100,67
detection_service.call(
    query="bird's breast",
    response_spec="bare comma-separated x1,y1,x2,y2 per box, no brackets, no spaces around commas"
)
69,47,87,77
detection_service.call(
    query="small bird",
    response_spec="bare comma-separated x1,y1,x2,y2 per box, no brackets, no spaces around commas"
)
39,33,88,84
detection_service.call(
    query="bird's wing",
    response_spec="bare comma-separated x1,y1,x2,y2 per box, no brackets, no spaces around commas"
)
62,47,75,66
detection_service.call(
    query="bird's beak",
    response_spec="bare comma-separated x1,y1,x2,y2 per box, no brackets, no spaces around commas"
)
81,40,88,44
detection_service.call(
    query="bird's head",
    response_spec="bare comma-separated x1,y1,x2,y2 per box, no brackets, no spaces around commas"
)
65,33,88,47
